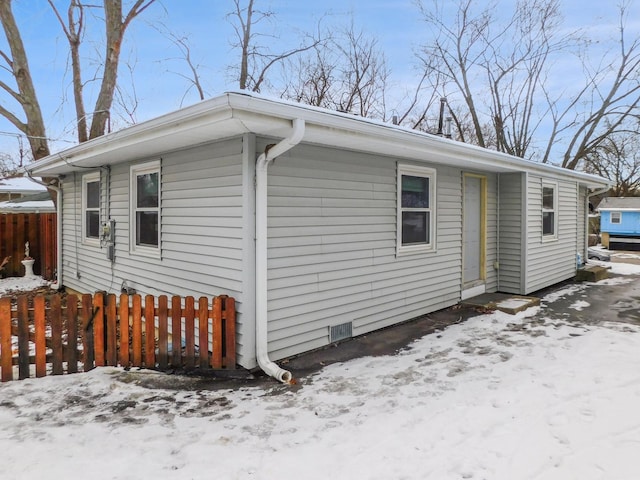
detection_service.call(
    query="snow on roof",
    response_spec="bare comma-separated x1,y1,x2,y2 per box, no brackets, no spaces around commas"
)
0,176,47,193
0,190,54,213
0,199,55,213
597,197,640,211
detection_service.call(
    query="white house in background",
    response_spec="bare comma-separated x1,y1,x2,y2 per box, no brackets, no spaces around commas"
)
0,176,55,213
26,92,611,380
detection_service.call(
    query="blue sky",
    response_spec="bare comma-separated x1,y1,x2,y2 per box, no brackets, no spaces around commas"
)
0,0,637,164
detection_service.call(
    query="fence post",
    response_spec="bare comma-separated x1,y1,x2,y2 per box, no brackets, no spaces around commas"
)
223,296,236,369
106,294,117,366
93,293,105,367
67,294,78,374
211,296,222,369
144,295,155,368
198,297,208,369
0,297,12,382
82,294,95,371
184,296,195,369
50,295,63,375
131,294,142,367
34,295,46,377
157,295,168,370
119,293,130,368
171,296,182,368
17,296,30,380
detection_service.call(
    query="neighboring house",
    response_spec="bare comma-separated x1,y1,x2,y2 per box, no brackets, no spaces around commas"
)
598,197,640,251
0,191,56,214
0,176,50,203
26,92,610,379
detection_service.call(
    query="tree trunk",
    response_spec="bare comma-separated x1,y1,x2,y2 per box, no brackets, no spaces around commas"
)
0,0,49,159
88,0,123,139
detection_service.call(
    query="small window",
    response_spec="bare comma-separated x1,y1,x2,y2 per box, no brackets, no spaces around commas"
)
130,161,160,256
397,164,436,254
542,182,557,238
610,211,621,224
82,172,100,245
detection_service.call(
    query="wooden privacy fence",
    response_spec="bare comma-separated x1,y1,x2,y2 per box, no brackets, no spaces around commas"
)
0,292,236,382
0,213,57,280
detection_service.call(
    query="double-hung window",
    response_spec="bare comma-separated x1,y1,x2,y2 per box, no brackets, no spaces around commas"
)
610,211,621,224
82,172,100,245
397,164,436,254
542,182,557,239
130,160,160,256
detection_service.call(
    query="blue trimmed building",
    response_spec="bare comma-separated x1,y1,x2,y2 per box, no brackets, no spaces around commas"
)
599,197,640,251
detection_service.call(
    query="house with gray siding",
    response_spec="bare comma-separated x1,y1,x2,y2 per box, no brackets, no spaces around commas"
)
27,92,610,381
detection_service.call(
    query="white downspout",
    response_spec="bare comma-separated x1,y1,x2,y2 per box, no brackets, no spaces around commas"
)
25,175,63,290
255,118,305,383
587,186,610,261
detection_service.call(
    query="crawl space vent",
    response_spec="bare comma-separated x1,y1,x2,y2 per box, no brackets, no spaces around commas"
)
329,321,353,343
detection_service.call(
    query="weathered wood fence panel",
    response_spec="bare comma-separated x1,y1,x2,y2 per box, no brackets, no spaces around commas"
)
0,213,57,280
0,292,236,382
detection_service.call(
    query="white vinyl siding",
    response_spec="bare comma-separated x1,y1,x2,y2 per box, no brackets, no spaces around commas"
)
483,173,498,293
498,173,525,294
526,176,578,293
264,141,464,362
59,138,250,365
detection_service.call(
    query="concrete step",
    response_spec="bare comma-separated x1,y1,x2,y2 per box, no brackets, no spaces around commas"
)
461,293,540,314
575,265,609,282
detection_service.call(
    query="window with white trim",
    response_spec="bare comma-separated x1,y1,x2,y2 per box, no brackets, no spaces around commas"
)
130,161,160,256
610,211,621,224
82,172,100,245
397,164,436,254
542,182,557,238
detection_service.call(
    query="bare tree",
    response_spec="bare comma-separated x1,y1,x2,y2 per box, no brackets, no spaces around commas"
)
48,0,157,143
0,0,156,162
228,0,323,93
0,152,16,176
415,0,640,171
584,128,640,197
560,3,640,170
417,0,571,155
0,0,50,160
280,21,390,119
153,25,208,105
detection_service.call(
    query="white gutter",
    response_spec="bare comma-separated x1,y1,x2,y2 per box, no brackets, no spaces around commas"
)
25,175,63,290
255,118,305,383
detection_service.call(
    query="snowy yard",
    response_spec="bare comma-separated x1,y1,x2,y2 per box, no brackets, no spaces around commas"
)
1,263,640,479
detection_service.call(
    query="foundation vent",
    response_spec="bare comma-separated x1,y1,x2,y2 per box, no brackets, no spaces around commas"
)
329,321,353,343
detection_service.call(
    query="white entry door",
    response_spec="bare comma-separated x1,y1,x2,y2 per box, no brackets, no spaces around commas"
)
462,175,485,300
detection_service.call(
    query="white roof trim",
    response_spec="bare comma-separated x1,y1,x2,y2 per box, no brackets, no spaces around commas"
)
598,208,640,212
27,91,611,189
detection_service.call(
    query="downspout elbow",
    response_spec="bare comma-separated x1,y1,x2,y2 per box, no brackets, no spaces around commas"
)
255,118,305,384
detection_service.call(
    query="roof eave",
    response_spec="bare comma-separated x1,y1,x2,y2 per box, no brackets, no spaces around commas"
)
27,91,612,189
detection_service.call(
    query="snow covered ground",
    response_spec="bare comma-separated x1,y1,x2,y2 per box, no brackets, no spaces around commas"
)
1,265,640,479
0,275,50,295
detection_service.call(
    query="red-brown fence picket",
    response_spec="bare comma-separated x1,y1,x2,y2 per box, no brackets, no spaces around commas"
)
0,213,57,280
0,292,236,382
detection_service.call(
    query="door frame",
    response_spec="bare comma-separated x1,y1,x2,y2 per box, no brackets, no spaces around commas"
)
461,173,487,300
